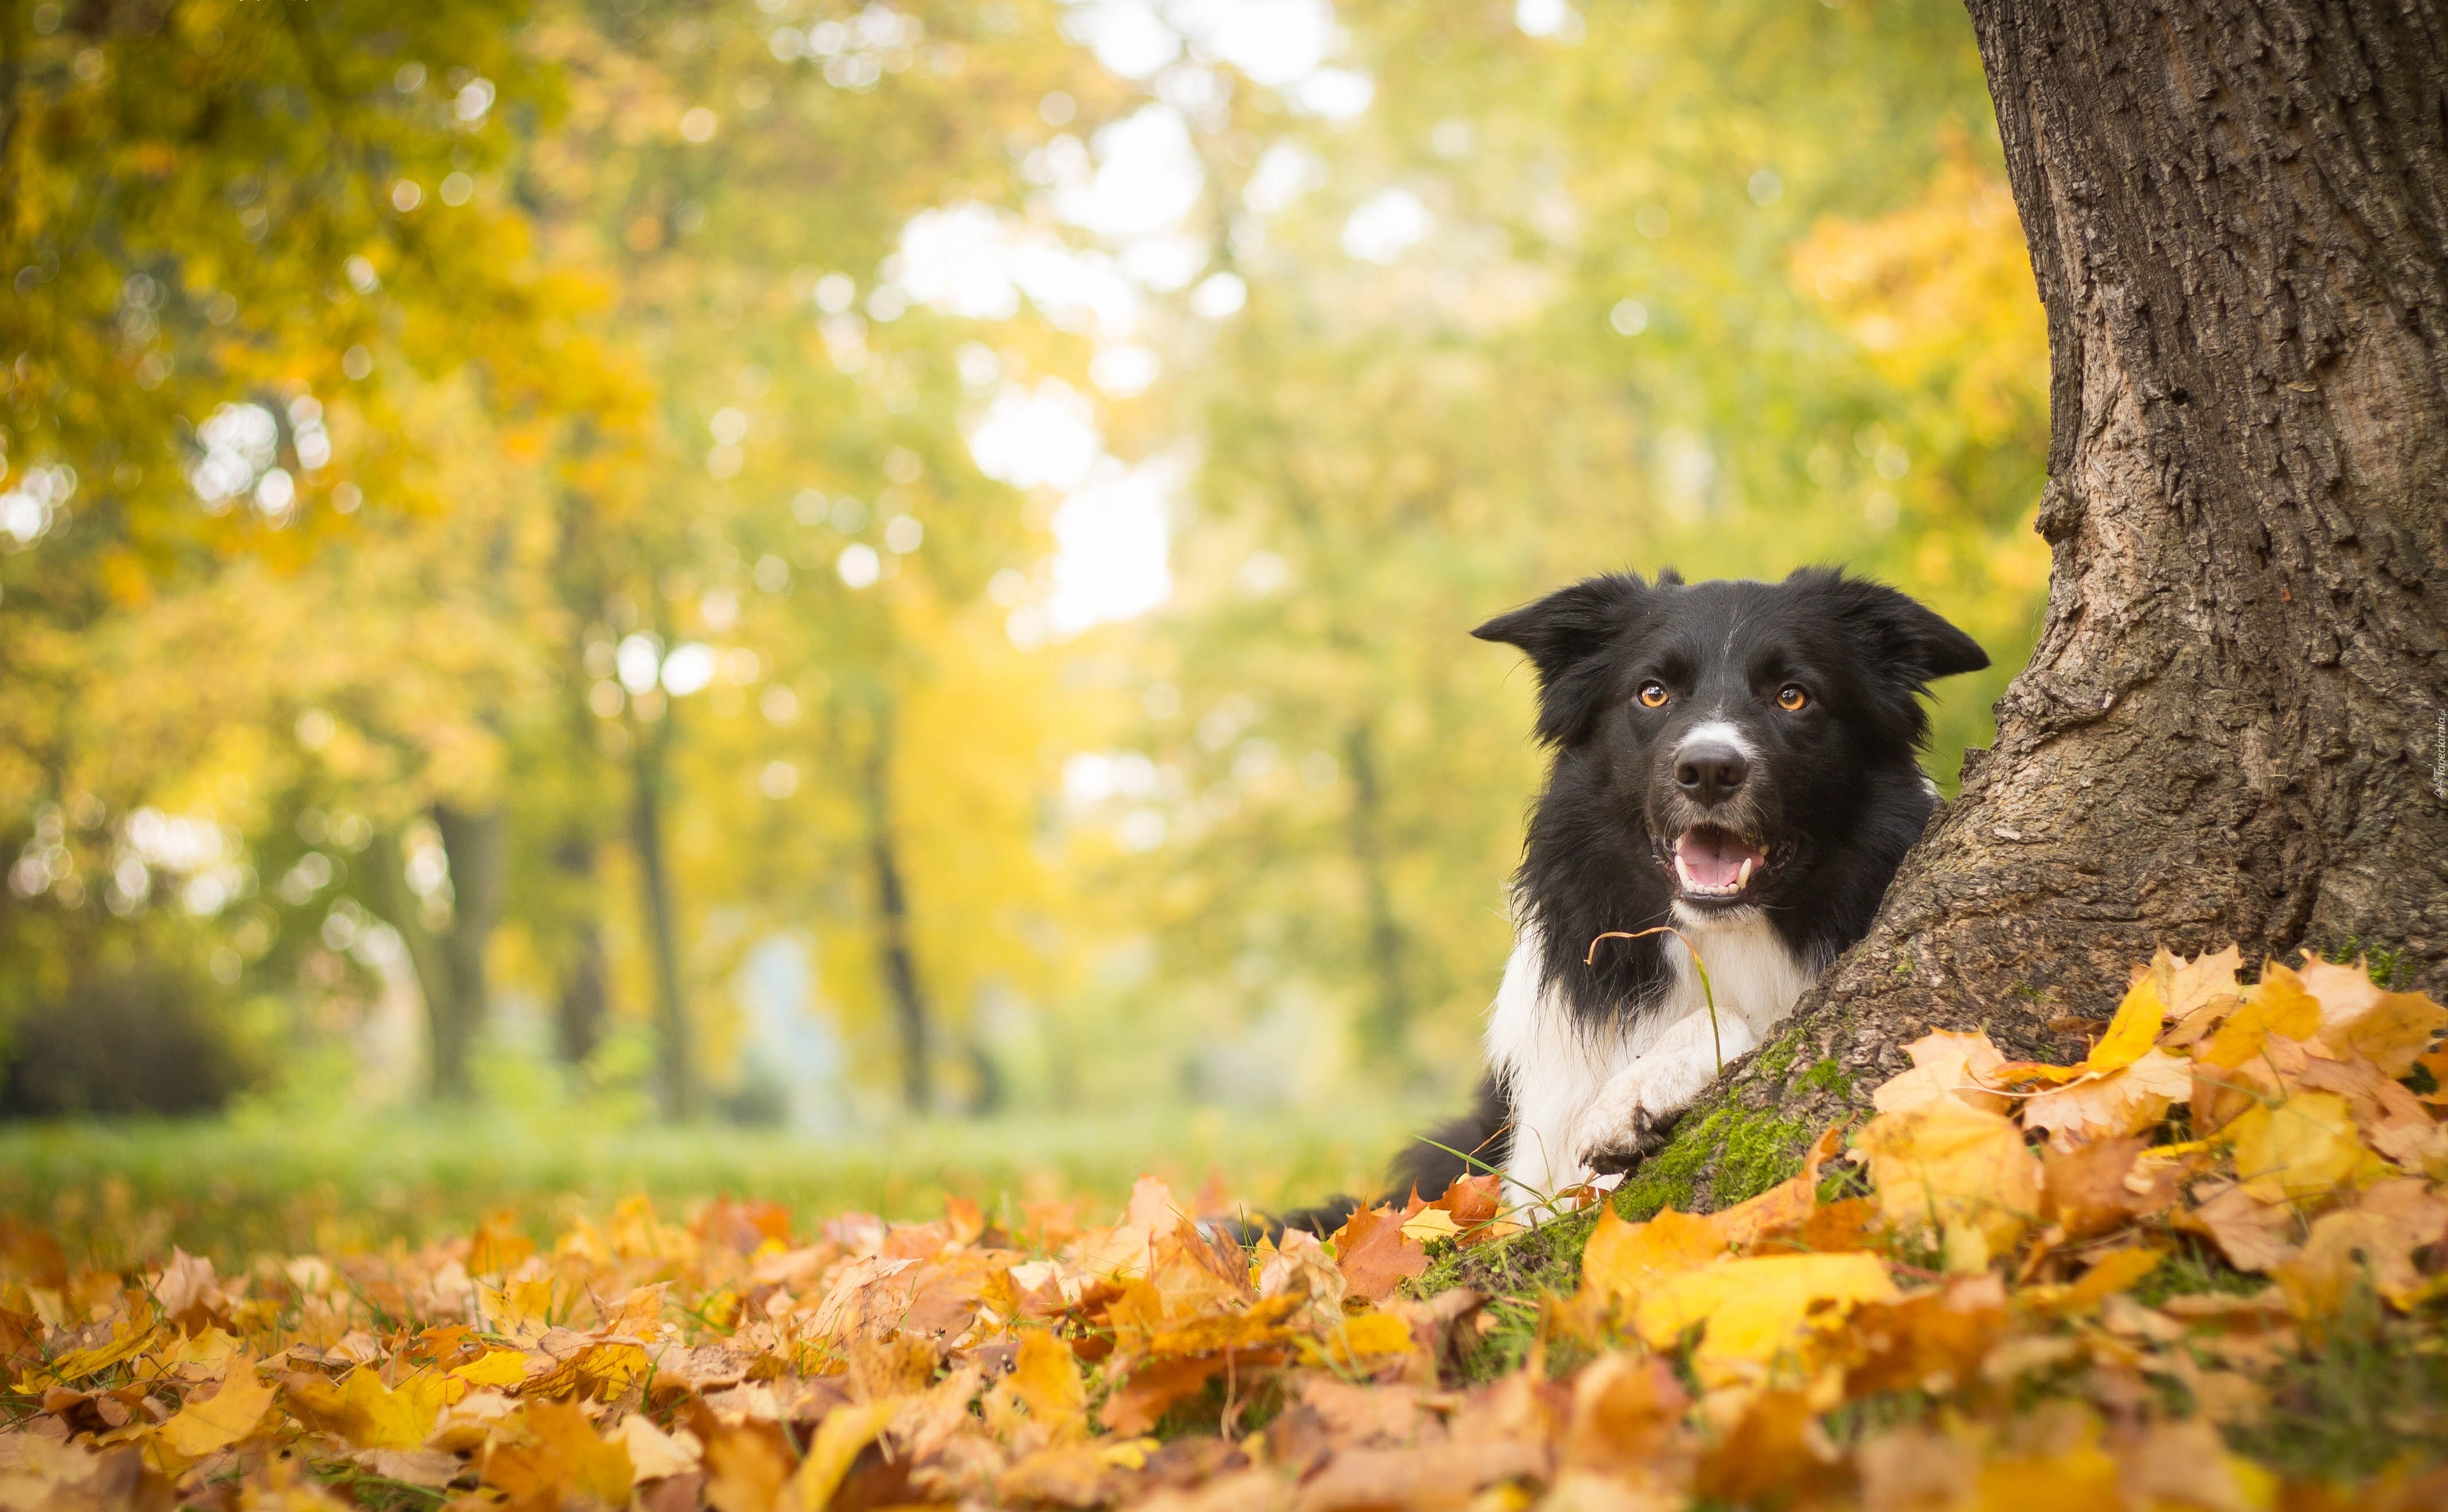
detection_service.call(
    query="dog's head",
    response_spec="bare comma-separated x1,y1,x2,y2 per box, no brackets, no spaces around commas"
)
1475,567,1988,919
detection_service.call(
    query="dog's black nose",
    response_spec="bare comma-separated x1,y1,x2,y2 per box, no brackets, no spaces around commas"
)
1674,742,1748,805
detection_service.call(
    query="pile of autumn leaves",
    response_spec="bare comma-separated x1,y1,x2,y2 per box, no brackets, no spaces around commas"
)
7,949,2448,1511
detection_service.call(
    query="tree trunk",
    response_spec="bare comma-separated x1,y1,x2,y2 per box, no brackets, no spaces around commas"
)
550,837,609,1065
368,805,505,1102
630,720,696,1120
1345,720,1414,1068
1643,0,2448,1212
862,728,934,1113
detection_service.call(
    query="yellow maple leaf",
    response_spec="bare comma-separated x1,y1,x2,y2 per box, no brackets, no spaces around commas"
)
1579,1205,1727,1306
2160,944,2245,1020
1991,975,2171,1086
1007,1330,1086,1437
1633,1252,1898,1389
1857,1099,2042,1254
482,1399,632,1507
2327,991,2448,1078
1399,1207,1462,1243
2226,1091,2390,1202
1873,1028,2011,1115
475,1277,555,1348
1306,1310,1415,1370
336,1366,451,1450
616,1413,701,1483
2021,1048,2194,1152
2200,966,2323,1070
2086,974,2171,1073
784,1396,906,1511
46,1321,159,1384
448,1348,529,1391
157,1354,276,1457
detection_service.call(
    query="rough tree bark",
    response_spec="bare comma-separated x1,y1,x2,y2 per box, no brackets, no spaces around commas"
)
1640,0,2448,1213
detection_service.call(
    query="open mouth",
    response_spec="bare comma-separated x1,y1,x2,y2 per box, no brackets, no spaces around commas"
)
1670,824,1770,902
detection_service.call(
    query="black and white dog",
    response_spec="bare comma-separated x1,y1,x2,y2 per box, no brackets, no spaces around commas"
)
1391,566,1989,1211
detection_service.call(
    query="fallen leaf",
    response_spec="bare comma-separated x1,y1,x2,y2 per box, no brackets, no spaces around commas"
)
483,1399,633,1507
1330,1206,1429,1302
1579,1205,1726,1306
350,1447,462,1489
2181,1181,2301,1272
1399,1208,1462,1244
1633,1252,1898,1388
333,1365,450,1450
1297,1377,1429,1446
1713,1126,1846,1248
2226,1091,2391,1201
2272,1179,2448,1318
618,1412,703,1483
449,1348,529,1390
2200,967,2322,1070
1697,1389,1843,1505
2020,1048,2192,1151
1557,1349,1692,1484
1874,1029,2010,1115
701,1421,791,1512
2112,1418,2270,1512
1290,1440,1549,1512
1842,1275,2006,1398
1855,1099,2041,1254
1995,973,2167,1084
808,1255,920,1344
2040,1136,2152,1239
1126,1176,1184,1237
1099,1355,1229,1436
1256,1229,1347,1325
784,1396,905,1511
156,1354,275,1456
2325,990,2448,1077
1006,1330,1088,1439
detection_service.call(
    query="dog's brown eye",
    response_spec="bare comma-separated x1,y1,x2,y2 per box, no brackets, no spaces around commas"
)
1777,685,1809,711
1637,681,1669,708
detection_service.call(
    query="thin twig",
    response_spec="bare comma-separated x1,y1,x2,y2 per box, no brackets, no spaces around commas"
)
1587,926,1721,1074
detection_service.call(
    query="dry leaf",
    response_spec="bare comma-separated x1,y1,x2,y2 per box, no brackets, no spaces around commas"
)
1874,1029,2011,1116
1855,1098,2041,1254
156,1353,276,1457
2020,1047,2192,1151
1330,1205,1429,1302
1632,1252,1898,1388
1578,1205,1727,1306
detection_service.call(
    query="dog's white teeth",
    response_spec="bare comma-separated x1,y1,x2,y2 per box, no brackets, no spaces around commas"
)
1736,857,1754,888
1674,855,1697,889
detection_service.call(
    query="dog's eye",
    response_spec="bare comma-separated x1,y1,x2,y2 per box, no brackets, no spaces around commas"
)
1637,681,1669,708
1776,685,1809,712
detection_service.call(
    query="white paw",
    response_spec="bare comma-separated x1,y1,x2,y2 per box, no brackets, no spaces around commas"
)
1574,1070,1670,1175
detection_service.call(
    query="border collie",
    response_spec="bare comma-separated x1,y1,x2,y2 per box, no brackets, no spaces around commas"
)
1390,566,1989,1212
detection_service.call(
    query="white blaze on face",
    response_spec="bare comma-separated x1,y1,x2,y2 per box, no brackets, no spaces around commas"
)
1675,718,1758,758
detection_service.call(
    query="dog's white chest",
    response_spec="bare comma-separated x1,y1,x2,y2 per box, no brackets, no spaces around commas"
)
1484,912,1817,1206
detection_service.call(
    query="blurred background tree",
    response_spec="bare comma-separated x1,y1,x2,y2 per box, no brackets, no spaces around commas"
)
0,0,2047,1211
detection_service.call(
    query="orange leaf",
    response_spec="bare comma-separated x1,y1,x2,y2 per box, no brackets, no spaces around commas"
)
1330,1205,1429,1303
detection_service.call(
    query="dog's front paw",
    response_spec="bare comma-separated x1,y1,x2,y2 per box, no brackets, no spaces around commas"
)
1580,1106,1667,1176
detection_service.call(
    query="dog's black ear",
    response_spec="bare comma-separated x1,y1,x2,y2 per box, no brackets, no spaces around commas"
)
1807,570,1990,685
1473,573,1655,744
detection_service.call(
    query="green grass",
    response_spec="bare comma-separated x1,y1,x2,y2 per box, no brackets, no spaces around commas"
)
0,1098,1442,1268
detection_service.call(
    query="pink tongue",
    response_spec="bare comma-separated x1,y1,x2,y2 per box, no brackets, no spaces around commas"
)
1677,829,1763,888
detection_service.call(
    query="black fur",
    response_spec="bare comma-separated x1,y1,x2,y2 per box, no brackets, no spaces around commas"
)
1264,567,1985,1232
1417,566,1986,1177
